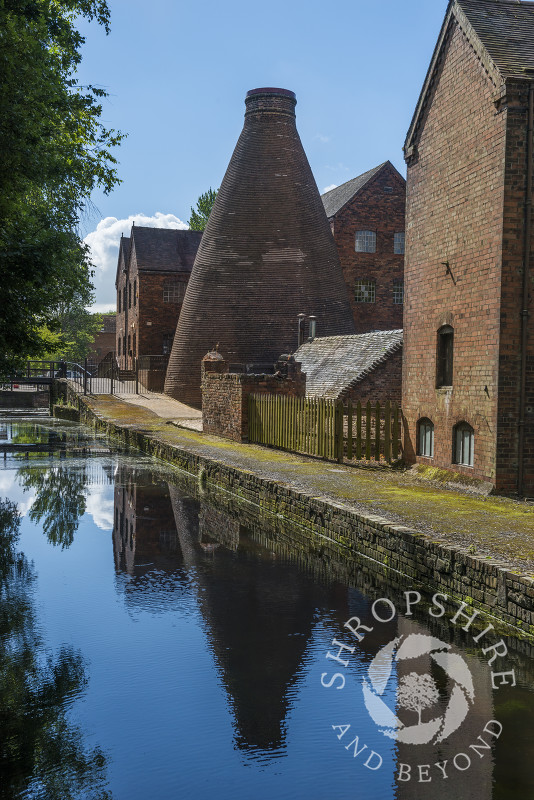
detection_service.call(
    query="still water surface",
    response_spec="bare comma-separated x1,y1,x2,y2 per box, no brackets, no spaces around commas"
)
0,416,533,799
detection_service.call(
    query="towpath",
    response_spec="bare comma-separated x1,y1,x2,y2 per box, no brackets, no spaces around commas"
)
81,392,534,577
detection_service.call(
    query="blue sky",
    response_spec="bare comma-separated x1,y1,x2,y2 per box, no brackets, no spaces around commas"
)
79,0,448,309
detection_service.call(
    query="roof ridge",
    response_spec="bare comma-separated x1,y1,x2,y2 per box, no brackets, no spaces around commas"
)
321,161,388,199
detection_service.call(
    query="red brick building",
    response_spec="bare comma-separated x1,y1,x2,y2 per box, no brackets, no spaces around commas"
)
402,0,534,496
87,313,116,362
321,162,406,333
115,225,202,369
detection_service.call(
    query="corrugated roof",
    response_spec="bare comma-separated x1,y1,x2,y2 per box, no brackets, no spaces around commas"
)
131,227,203,272
457,0,534,78
296,330,403,399
321,163,387,218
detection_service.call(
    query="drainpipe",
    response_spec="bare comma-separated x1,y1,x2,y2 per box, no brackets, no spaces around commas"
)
518,82,533,497
297,313,306,348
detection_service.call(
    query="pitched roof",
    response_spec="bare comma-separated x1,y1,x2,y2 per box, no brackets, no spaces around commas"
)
457,0,534,79
405,0,534,155
321,163,387,218
115,236,130,287
131,227,203,272
295,330,403,399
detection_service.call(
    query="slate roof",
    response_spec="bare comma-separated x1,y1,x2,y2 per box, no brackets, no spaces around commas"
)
131,227,203,272
295,330,403,399
321,163,387,218
115,236,131,287
405,0,534,154
457,0,534,78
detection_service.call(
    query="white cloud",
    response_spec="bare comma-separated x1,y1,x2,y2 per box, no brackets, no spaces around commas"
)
85,486,114,531
90,303,116,314
322,184,338,194
314,134,330,143
84,212,189,307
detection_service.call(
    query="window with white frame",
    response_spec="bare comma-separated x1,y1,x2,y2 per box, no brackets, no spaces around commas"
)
163,281,186,303
453,422,474,467
355,230,376,253
394,232,405,254
393,280,404,304
417,418,434,458
354,279,376,303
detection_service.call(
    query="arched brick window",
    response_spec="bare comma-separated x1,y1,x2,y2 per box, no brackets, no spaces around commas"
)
417,418,434,458
453,422,474,467
436,325,454,387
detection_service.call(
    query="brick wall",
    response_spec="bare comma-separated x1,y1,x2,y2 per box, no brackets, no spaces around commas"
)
138,272,188,359
403,20,506,484
331,163,405,334
342,347,402,407
202,357,306,442
88,314,116,362
496,80,534,495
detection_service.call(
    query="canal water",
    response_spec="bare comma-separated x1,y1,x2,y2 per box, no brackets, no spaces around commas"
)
0,415,533,800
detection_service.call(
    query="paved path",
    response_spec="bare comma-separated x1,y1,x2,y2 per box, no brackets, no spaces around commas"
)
105,392,202,431
84,393,534,575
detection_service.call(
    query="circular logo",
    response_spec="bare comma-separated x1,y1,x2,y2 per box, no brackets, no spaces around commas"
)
362,633,475,745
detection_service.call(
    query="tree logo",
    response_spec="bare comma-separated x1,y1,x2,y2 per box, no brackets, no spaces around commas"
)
362,633,475,745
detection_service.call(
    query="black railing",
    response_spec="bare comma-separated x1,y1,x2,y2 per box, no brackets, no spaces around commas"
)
3,355,170,398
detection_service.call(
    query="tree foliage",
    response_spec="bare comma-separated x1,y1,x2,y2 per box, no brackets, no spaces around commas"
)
188,188,218,231
0,0,124,373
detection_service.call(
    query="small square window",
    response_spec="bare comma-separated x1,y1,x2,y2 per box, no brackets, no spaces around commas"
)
355,230,376,253
394,232,405,255
393,281,404,304
163,281,186,303
354,280,376,303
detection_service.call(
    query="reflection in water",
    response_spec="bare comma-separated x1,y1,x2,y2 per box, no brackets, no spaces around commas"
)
2,418,534,798
0,497,111,800
17,465,88,548
111,468,534,797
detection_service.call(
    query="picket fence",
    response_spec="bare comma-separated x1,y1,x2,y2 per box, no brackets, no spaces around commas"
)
247,394,402,464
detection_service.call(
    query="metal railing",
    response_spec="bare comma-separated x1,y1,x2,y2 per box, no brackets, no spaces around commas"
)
3,355,169,398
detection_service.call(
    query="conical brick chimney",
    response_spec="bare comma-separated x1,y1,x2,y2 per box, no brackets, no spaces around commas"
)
165,87,355,407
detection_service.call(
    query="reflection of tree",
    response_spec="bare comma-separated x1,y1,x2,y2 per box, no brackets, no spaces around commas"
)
0,497,111,799
17,465,87,548
398,672,439,725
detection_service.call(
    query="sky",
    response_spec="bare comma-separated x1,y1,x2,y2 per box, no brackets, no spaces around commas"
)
78,0,449,311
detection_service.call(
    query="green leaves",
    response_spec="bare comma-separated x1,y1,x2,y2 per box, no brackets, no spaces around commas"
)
0,0,124,371
188,187,218,231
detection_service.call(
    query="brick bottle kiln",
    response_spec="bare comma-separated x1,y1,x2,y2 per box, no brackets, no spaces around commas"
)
164,87,356,407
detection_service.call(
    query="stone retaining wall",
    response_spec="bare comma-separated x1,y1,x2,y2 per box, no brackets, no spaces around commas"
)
68,385,534,641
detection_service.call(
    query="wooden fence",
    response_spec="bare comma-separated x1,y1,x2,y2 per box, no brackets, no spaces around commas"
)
248,394,402,465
